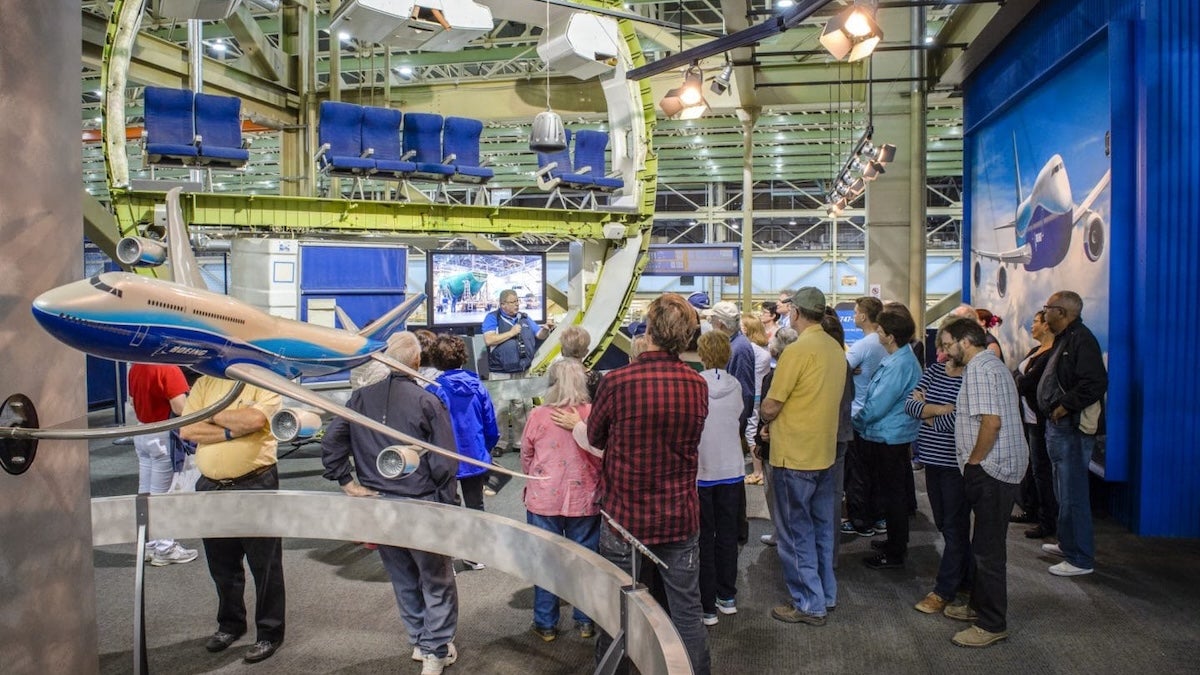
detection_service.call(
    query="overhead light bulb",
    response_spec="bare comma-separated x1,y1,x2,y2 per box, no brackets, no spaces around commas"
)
844,10,872,38
819,1,883,62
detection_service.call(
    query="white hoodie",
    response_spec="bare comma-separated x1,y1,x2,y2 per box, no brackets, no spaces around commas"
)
697,368,748,483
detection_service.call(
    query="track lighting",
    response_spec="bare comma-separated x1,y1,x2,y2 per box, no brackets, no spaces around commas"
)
819,0,883,62
710,60,734,96
660,63,709,119
824,126,897,216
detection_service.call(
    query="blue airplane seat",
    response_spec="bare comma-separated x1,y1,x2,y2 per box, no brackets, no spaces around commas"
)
361,106,415,177
572,129,624,190
194,93,249,166
144,87,199,166
316,101,374,175
442,116,494,183
535,128,594,188
402,112,455,179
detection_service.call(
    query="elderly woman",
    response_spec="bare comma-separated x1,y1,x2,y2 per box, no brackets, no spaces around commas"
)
521,358,602,642
558,324,603,401
429,334,499,519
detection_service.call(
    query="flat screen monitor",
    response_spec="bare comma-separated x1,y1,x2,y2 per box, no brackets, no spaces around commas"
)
427,251,547,329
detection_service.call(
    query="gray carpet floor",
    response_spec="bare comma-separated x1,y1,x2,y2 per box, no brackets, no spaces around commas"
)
90,428,1200,673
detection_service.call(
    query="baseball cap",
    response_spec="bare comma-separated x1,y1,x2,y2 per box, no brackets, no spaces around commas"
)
686,291,711,310
788,287,827,314
709,301,741,325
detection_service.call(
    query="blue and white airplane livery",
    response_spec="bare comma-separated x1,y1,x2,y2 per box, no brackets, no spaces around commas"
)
28,187,524,479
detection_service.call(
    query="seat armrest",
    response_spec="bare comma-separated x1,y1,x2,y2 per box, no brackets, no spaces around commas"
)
313,142,330,162
401,150,416,161
535,161,558,178
193,134,203,148
241,138,252,149
479,156,493,168
361,147,375,158
575,164,593,175
441,153,457,164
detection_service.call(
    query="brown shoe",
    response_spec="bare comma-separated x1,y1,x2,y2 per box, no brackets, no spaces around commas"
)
914,592,948,614
943,601,978,622
771,605,827,626
952,625,1008,648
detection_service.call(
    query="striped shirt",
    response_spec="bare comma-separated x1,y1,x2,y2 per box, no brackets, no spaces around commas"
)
952,350,1029,483
903,361,962,469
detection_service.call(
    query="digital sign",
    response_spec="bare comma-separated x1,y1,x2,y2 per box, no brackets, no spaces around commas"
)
642,244,741,277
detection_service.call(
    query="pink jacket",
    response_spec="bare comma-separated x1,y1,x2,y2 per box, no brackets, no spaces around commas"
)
521,404,601,517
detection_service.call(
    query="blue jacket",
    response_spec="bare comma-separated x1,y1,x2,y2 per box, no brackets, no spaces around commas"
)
437,369,500,479
852,347,921,445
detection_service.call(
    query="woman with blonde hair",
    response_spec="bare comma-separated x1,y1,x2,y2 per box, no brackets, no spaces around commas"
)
521,358,602,641
741,313,773,485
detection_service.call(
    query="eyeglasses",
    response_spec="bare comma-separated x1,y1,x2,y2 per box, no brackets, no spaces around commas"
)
1042,304,1066,314
937,340,956,350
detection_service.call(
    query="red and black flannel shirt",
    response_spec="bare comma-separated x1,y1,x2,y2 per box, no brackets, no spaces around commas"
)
587,350,708,545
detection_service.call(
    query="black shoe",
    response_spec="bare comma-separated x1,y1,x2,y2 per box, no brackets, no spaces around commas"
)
243,640,281,664
1024,525,1055,539
870,540,887,551
205,631,243,653
1009,511,1038,524
863,554,904,570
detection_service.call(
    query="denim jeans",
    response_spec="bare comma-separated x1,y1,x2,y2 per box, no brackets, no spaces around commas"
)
526,512,600,629
963,463,1017,634
772,466,837,614
1045,418,1096,568
925,464,974,599
594,528,711,675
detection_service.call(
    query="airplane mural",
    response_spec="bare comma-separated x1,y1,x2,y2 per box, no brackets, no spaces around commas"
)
972,144,1111,297
8,187,528,479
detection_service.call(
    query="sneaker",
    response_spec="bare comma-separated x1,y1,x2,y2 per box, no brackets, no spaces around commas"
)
420,644,458,675
760,534,777,547
952,625,1008,648
912,460,924,471
1049,561,1094,577
412,646,423,661
143,545,154,562
1041,543,1065,557
482,486,497,497
943,601,978,622
1025,525,1054,539
840,521,874,537
462,560,486,571
715,597,737,615
873,519,888,534
862,553,904,570
577,621,596,639
914,592,949,615
770,605,826,626
531,624,558,642
702,613,719,626
150,543,199,567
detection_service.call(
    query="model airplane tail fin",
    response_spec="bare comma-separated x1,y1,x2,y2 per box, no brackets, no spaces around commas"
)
164,187,208,289
1012,131,1024,205
334,305,360,332
358,293,426,341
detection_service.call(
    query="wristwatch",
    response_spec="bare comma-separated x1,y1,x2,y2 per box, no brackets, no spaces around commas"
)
224,428,232,441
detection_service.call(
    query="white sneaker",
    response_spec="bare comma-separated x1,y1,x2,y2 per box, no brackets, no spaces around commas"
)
150,543,199,566
702,613,719,626
412,646,422,662
420,643,457,674
143,544,155,562
1049,561,1094,577
462,560,485,571
1041,543,1065,557
760,534,777,547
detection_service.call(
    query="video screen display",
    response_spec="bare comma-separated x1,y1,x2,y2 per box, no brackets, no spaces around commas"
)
427,252,547,328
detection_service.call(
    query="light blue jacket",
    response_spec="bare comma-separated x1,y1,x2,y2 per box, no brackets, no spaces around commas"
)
852,347,921,445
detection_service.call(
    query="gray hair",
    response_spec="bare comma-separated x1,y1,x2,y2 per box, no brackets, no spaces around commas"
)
769,327,799,359
559,325,591,360
544,358,590,407
385,331,421,368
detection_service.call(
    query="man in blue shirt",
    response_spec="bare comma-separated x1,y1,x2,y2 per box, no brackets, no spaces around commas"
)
482,289,554,452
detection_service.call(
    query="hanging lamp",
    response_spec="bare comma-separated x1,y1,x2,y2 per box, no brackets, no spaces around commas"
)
529,0,567,152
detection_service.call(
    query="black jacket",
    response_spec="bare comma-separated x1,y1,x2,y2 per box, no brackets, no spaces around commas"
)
1038,318,1107,419
1016,345,1053,427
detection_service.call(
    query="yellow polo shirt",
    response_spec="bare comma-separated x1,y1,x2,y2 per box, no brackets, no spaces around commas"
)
183,376,282,480
764,324,847,471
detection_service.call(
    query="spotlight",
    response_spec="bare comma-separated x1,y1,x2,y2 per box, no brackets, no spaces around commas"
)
660,63,709,119
710,61,734,96
862,141,897,163
819,0,883,62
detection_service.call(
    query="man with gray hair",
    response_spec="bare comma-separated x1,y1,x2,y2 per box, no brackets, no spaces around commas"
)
321,332,462,674
1037,290,1107,578
709,300,757,433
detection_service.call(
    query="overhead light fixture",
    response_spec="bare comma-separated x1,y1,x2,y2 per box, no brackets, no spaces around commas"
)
710,59,734,95
529,0,567,152
660,63,709,119
824,125,898,215
861,140,897,163
819,0,883,62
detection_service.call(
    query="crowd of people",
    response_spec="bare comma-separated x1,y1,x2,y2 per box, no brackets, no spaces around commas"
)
142,284,1105,673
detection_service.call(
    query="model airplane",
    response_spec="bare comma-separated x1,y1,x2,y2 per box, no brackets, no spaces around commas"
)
972,141,1110,297
21,187,527,479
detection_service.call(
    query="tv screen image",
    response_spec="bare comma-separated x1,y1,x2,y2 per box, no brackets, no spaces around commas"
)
427,252,547,328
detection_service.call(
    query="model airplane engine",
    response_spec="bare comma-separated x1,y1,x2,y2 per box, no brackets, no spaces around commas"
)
270,408,324,442
376,444,424,479
1083,212,1105,262
115,236,168,268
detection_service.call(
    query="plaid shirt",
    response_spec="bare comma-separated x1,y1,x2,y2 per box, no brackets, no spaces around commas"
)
955,350,1029,483
588,350,708,545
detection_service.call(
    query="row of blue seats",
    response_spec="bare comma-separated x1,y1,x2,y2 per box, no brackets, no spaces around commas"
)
534,128,625,208
316,101,493,187
144,87,250,168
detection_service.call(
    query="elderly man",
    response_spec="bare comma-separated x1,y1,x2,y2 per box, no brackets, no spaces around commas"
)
936,318,1028,648
588,293,711,675
321,332,461,674
483,288,555,452
759,287,847,626
180,377,284,664
708,300,757,432
1037,290,1107,577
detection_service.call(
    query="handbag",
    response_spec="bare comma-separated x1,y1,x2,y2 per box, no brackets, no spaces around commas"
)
169,453,201,493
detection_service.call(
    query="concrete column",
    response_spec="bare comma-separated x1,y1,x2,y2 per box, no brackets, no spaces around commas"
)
0,1,97,673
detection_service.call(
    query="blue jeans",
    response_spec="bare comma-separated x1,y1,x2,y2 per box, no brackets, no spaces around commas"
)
594,528,711,675
526,512,601,629
1045,419,1096,568
925,464,974,600
772,466,837,614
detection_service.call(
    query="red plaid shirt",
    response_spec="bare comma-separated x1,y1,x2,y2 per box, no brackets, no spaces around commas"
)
588,350,708,545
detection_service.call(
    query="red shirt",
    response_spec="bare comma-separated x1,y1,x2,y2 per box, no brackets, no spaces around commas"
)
587,351,707,545
128,364,189,423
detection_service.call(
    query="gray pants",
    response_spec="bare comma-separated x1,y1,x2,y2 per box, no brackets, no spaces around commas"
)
377,545,458,656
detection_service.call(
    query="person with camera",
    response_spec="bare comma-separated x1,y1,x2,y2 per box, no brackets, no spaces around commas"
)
482,289,554,453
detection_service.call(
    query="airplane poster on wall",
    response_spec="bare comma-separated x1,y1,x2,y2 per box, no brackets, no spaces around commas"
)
969,40,1111,366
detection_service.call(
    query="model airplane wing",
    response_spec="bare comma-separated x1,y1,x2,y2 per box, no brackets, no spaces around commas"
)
1072,169,1112,223
224,362,532,479
972,244,1032,265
